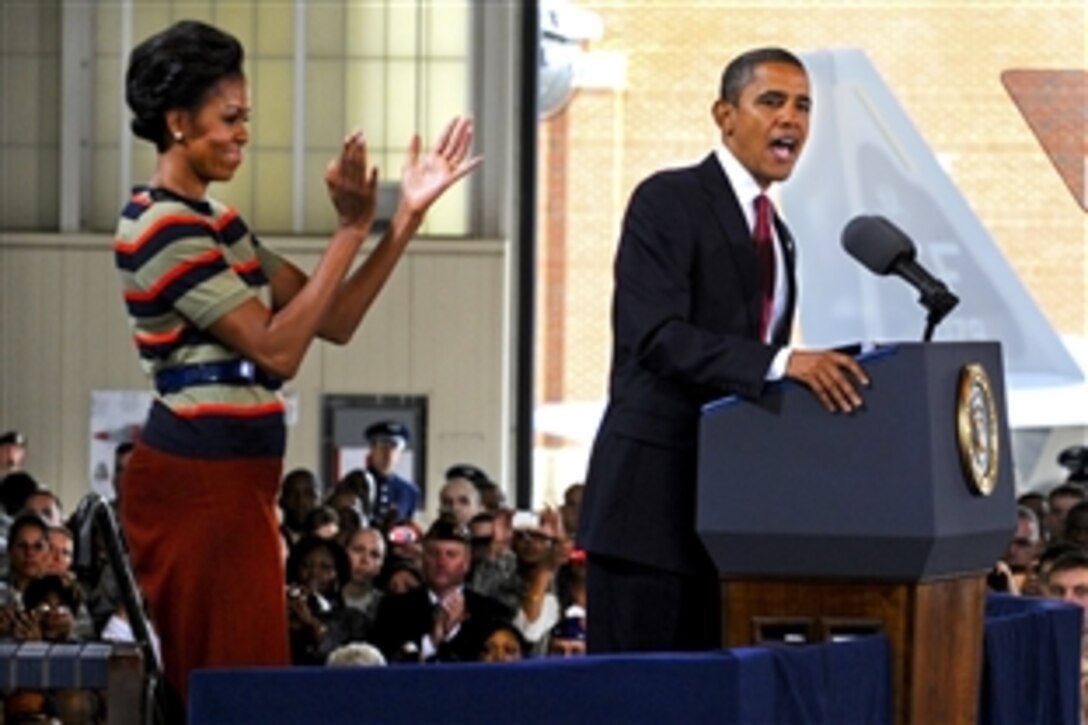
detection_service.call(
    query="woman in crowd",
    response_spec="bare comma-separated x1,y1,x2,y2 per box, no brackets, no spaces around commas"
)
478,620,529,663
116,19,479,707
286,536,368,666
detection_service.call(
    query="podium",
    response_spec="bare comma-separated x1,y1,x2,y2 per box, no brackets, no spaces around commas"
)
697,342,1016,724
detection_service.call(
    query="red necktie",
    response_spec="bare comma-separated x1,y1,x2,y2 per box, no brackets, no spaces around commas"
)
753,194,776,341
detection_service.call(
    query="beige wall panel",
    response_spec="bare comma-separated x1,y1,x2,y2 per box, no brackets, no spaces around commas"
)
319,248,414,392
0,245,65,494
57,245,147,508
1,235,509,520
406,248,505,513
280,340,326,484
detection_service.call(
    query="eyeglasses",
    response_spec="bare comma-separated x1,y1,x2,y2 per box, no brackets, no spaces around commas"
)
32,603,71,616
1010,538,1034,548
13,541,47,553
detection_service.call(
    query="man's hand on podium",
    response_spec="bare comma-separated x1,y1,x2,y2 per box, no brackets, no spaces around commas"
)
785,350,869,413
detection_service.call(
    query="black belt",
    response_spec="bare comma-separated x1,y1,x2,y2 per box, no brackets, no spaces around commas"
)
154,359,282,395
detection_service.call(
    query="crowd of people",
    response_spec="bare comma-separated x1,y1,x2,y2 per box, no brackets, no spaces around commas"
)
995,445,1088,722
274,435,589,668
0,425,589,719
1,427,1088,719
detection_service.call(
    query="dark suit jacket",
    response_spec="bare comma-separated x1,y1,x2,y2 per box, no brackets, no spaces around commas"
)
579,153,797,576
370,586,513,663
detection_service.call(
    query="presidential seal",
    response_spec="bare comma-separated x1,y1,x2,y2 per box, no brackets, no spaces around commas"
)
956,363,999,496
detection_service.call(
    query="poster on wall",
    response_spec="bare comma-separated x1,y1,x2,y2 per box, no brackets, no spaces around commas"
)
89,390,153,499
88,389,299,498
322,394,427,499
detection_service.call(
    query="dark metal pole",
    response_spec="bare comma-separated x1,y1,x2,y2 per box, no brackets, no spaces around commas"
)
515,0,539,510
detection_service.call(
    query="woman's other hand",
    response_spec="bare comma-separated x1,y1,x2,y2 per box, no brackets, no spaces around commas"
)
399,115,483,217
326,130,380,232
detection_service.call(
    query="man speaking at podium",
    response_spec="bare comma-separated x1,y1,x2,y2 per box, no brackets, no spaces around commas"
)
579,47,868,653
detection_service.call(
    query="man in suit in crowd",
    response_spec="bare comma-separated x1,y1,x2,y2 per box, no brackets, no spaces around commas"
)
370,516,512,662
364,421,421,524
578,47,868,653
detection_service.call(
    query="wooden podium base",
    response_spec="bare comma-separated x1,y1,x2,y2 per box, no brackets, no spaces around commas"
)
721,575,986,725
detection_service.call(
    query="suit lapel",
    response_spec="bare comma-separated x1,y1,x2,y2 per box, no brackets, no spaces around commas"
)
696,154,761,332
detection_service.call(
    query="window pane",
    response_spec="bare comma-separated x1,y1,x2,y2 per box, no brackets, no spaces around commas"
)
387,3,419,57
426,2,468,57
89,148,120,232
346,4,386,57
252,150,294,233
251,58,294,148
303,151,336,233
306,60,347,147
307,2,346,57
0,3,60,231
215,3,255,50
345,60,386,149
254,2,293,56
77,0,471,235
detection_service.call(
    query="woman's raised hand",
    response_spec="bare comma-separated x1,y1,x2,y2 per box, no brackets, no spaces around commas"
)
326,130,380,232
400,115,483,217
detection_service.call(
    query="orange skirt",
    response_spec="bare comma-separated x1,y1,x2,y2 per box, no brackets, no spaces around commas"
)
120,443,289,705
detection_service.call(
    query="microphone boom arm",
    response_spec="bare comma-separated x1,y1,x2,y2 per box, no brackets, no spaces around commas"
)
893,259,960,341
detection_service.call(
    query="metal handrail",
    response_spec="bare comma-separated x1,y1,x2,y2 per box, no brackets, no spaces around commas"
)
72,493,178,724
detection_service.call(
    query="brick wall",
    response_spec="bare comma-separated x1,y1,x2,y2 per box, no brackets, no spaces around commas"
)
537,1,1086,411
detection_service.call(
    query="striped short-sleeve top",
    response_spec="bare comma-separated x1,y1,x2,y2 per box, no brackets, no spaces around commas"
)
114,186,287,459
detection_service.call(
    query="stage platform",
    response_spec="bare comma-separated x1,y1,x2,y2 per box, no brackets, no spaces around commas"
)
188,594,1080,725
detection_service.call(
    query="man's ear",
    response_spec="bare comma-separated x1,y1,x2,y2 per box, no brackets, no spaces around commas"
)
711,99,734,136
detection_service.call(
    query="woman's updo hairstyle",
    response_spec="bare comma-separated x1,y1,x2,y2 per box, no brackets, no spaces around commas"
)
125,20,244,151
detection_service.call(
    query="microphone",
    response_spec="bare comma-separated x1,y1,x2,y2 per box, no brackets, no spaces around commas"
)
841,215,959,341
